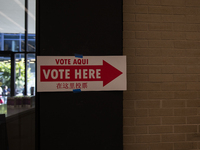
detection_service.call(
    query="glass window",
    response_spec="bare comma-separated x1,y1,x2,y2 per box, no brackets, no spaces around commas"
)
0,0,25,52
0,56,11,96
27,54,35,95
28,0,36,52
21,40,25,52
15,53,25,96
21,37,36,52
4,34,20,39
4,40,20,51
0,34,2,50
28,40,36,52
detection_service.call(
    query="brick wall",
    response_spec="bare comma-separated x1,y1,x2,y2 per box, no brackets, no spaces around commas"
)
123,0,200,149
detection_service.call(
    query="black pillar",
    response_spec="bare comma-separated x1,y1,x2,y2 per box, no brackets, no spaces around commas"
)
36,1,123,150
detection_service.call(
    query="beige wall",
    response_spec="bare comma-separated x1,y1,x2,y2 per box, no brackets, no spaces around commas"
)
123,0,200,149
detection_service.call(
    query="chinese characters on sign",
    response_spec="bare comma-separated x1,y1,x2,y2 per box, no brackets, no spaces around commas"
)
56,82,88,89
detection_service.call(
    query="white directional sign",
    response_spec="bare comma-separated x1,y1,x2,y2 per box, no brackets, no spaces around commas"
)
37,56,126,92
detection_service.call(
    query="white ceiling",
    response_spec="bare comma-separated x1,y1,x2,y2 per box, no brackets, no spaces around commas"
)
0,0,35,34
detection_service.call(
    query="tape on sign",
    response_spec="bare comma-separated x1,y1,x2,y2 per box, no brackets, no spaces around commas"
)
73,89,81,93
74,53,83,58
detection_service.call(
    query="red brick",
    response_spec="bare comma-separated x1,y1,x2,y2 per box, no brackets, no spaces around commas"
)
149,23,173,31
186,66,200,74
161,65,185,74
161,83,186,91
148,143,173,150
123,144,148,150
123,109,147,117
135,31,161,39
123,31,135,39
136,100,160,108
136,48,162,56
149,74,173,82
149,40,174,48
127,56,148,65
148,92,174,99
123,126,148,134
127,66,136,74
124,22,148,31
123,48,135,56
161,0,186,6
136,135,160,143
174,125,197,133
162,134,185,142
174,142,198,150
173,24,200,32
149,57,173,65
186,32,200,40
187,134,200,141
123,39,148,48
123,117,135,126
174,92,198,99
162,32,185,40
187,116,200,124
174,75,198,82
149,109,173,116
123,100,135,109
173,7,186,15
122,0,200,147
149,125,173,134
136,14,161,22
127,82,135,90
136,117,161,125
162,49,186,57
173,58,200,65
148,0,160,5
135,83,161,91
135,0,148,5
136,66,161,73
123,13,135,22
148,6,173,14
162,100,186,108
174,108,198,116
124,91,148,100
187,100,200,107
186,0,200,6
123,5,148,13
123,0,135,5
186,15,200,24
162,15,186,23
136,0,161,5
185,49,200,57
127,74,149,82
123,135,135,143
174,41,200,49
162,117,186,124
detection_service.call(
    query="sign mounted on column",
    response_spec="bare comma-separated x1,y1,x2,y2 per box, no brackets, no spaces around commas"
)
37,56,126,92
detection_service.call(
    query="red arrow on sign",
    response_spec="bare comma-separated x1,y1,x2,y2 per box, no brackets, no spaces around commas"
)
101,60,123,86
40,60,123,86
